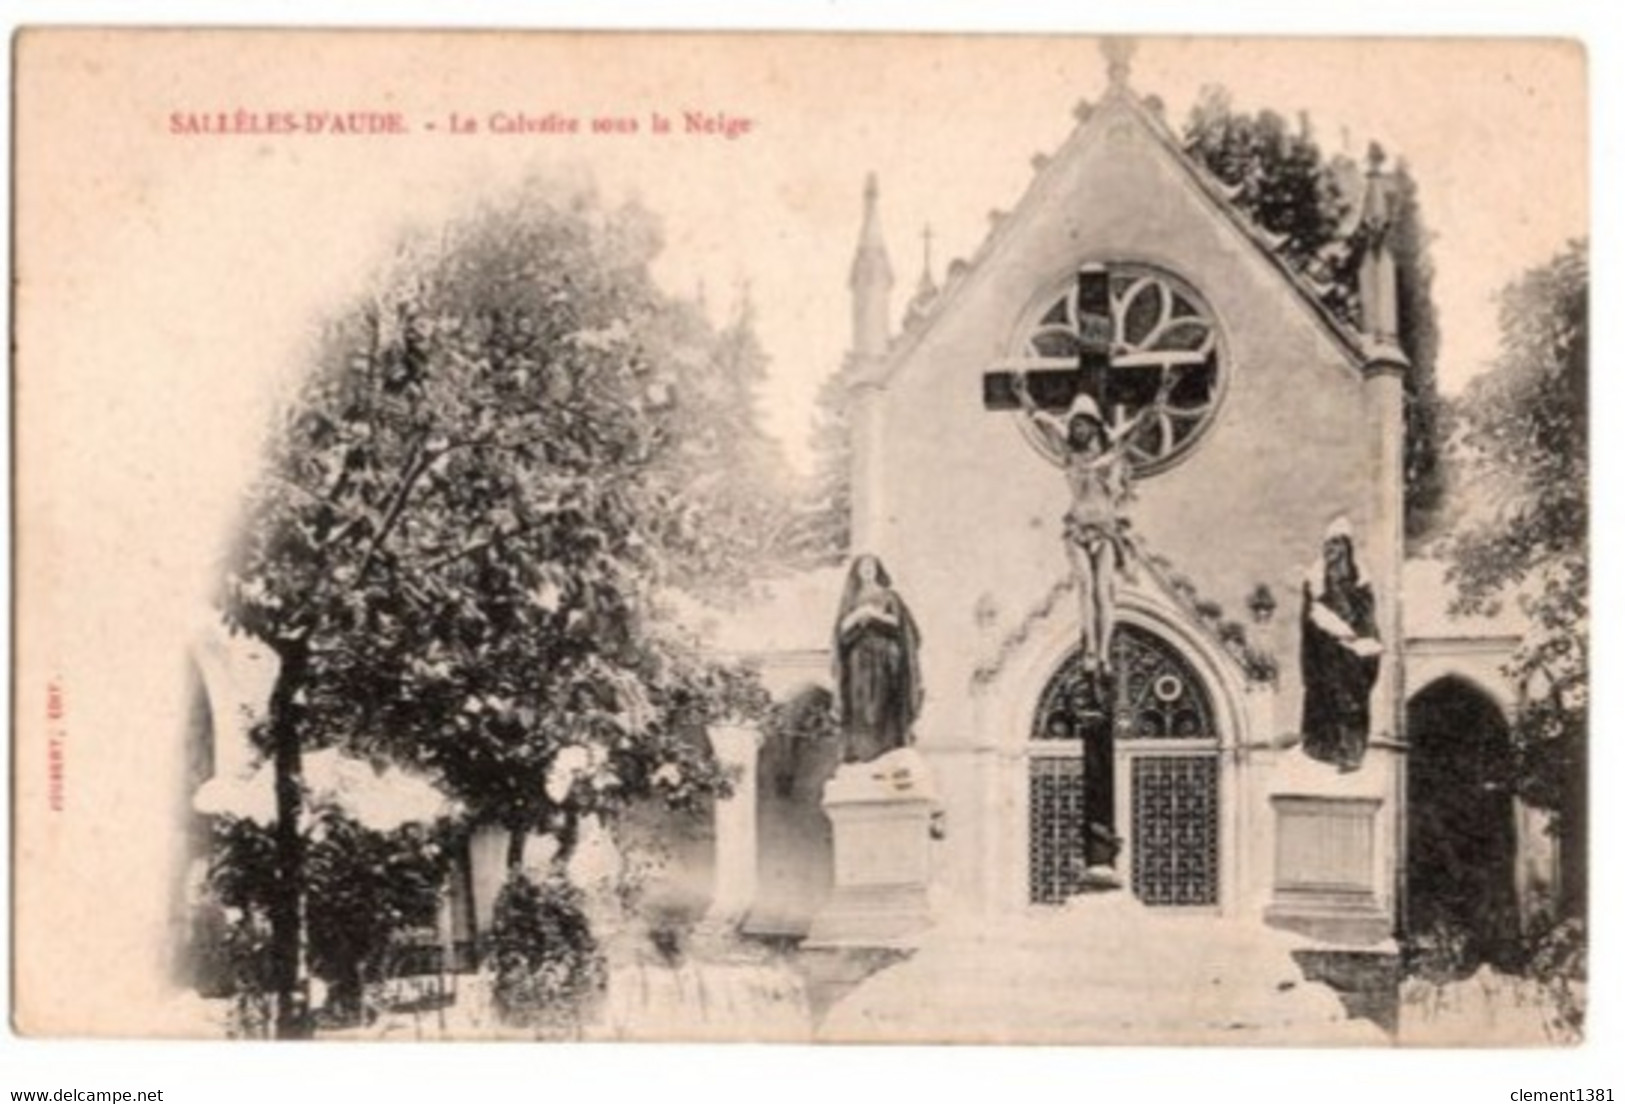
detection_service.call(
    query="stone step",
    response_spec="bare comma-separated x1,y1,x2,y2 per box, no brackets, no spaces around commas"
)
818,894,1390,1045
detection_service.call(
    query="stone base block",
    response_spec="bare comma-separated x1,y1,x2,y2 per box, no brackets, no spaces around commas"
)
1291,945,1401,1034
1265,888,1392,946
796,945,912,1024
803,749,937,951
1266,793,1392,945
804,883,931,948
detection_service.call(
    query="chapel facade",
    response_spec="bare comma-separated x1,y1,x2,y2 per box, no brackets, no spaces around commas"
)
740,60,1557,968
176,58,1562,1016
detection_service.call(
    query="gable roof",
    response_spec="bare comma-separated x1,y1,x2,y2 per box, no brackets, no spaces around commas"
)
864,84,1376,387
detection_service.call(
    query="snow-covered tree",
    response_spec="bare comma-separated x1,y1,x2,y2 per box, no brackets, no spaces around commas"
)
220,181,772,1035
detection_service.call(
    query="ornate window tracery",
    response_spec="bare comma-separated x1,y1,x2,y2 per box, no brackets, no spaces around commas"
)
1017,265,1226,474
1033,624,1215,742
1028,624,1221,906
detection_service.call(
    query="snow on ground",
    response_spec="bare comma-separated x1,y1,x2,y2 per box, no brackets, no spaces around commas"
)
166,896,1460,1044
820,893,1389,1046
594,953,814,1042
1399,966,1582,1046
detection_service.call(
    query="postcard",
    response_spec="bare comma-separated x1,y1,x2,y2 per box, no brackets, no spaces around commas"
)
11,29,1588,1043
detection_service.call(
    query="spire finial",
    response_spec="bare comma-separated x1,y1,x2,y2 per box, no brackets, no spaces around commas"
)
910,223,938,305
903,222,940,331
1366,141,1387,175
855,171,889,258
849,170,894,348
1102,37,1137,93
1360,142,1394,240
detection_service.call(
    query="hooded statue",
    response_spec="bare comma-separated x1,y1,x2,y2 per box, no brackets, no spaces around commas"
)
1299,517,1383,771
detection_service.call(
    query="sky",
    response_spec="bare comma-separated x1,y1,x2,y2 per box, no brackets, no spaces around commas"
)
18,34,1579,502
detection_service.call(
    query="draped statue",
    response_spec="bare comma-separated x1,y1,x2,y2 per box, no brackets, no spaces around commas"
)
1299,517,1383,772
832,555,924,765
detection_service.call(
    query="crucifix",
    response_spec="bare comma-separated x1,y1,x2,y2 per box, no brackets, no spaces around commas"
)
983,264,1181,673
983,263,1183,889
983,262,1115,417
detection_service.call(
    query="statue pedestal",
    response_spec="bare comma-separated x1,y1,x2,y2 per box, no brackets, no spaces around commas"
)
1262,749,1393,946
803,749,937,949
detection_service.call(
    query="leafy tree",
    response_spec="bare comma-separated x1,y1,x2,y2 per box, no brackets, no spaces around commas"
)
786,359,857,565
207,809,451,1028
1183,89,1355,304
220,181,770,1036
643,291,804,595
1447,240,1588,920
1182,88,1446,542
1384,162,1448,544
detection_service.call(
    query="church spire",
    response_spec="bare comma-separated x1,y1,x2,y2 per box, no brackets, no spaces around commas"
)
1357,143,1403,356
849,171,895,360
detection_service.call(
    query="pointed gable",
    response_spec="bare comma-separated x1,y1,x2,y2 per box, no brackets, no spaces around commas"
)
869,88,1369,390
858,78,1391,713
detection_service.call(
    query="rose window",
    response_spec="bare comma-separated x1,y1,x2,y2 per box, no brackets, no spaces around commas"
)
1018,265,1225,475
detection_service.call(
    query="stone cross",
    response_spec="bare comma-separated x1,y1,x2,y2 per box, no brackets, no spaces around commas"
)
1102,37,1137,92
981,264,1115,416
982,262,1133,891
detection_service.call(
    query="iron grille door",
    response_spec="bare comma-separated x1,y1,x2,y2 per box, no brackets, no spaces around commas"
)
1028,625,1221,906
1130,754,1219,905
1029,757,1088,904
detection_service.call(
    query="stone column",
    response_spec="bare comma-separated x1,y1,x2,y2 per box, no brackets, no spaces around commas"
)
703,723,763,930
846,171,893,558
1365,357,1407,930
1364,359,1406,747
1356,149,1409,755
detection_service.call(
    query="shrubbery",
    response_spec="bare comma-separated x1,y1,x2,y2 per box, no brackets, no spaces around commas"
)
489,871,607,1034
204,810,449,1030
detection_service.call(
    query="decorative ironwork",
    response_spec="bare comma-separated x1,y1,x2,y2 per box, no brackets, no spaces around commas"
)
1033,624,1215,741
1018,264,1224,474
1028,757,1089,904
1131,756,1220,905
1028,625,1221,906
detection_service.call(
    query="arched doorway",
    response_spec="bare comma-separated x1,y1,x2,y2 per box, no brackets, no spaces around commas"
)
1405,677,1520,971
1027,624,1221,907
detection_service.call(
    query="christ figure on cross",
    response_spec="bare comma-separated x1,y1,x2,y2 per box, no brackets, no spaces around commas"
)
1011,366,1176,679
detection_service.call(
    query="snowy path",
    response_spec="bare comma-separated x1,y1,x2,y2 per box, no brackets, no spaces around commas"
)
820,894,1390,1045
